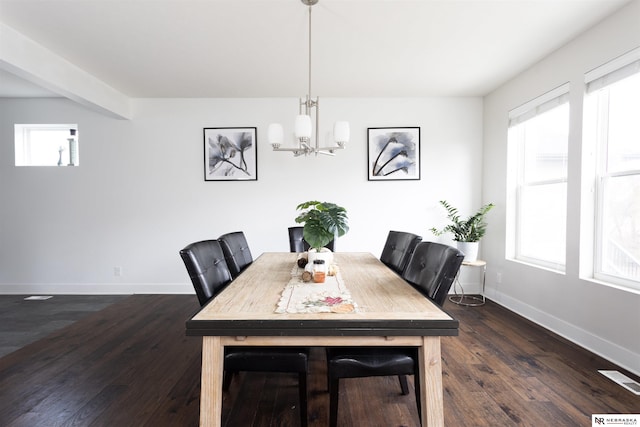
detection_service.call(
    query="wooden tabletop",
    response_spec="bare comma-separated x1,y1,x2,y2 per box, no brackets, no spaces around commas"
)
186,252,458,337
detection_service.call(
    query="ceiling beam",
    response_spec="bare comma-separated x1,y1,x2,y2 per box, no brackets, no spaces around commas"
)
0,23,132,120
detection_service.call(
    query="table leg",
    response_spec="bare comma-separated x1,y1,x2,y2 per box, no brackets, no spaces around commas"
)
200,336,224,427
418,336,444,427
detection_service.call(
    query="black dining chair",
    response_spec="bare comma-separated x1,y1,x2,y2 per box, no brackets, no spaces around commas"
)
325,241,464,427
379,230,422,275
288,226,335,253
218,231,253,278
403,241,465,307
179,239,232,305
180,239,309,427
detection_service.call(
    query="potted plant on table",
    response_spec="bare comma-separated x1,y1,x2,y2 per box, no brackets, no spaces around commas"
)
430,200,494,262
295,201,349,264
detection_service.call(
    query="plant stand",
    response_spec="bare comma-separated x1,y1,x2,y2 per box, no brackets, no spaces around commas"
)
448,260,487,307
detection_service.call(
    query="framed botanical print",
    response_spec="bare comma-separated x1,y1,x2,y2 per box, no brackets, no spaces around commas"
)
367,127,420,181
203,127,257,181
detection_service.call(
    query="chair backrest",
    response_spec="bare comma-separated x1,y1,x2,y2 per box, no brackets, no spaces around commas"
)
218,231,254,278
402,241,464,306
380,231,422,275
288,226,335,253
180,239,232,306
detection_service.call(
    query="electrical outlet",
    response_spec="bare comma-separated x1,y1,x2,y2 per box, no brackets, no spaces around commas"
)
114,266,122,277
496,272,502,284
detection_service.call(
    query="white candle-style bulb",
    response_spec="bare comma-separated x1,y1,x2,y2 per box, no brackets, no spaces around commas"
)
295,115,312,139
334,121,350,143
268,123,284,145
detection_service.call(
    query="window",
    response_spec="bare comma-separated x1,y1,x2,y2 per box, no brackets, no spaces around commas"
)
15,124,79,166
507,84,570,270
584,49,640,288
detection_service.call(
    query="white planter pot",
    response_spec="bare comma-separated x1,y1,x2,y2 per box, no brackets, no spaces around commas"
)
307,247,333,266
456,241,479,262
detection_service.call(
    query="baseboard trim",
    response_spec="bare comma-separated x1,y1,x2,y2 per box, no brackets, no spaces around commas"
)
0,282,194,295
490,290,639,377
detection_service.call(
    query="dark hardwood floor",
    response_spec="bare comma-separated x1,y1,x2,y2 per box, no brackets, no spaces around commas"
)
0,295,127,357
0,294,637,426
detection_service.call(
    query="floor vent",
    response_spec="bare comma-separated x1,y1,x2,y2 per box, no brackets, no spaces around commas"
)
599,370,640,395
24,296,53,301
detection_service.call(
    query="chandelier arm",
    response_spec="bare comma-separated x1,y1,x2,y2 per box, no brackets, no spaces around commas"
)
316,145,345,151
272,147,306,152
317,150,336,157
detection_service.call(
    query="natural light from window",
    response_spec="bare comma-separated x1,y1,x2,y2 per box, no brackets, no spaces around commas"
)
15,124,79,167
508,88,569,271
586,70,640,288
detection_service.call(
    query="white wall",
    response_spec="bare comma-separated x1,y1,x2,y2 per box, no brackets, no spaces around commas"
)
482,0,640,375
0,96,483,294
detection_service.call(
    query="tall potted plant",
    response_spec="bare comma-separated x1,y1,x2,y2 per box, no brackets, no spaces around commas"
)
295,201,349,263
430,200,494,261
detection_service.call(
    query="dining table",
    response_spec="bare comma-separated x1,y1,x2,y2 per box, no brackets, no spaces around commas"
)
186,252,459,427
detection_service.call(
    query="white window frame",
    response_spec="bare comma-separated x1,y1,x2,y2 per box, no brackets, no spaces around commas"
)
15,124,79,167
507,83,570,271
584,47,640,290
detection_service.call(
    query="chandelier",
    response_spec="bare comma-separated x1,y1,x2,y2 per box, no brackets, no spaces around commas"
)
268,0,349,157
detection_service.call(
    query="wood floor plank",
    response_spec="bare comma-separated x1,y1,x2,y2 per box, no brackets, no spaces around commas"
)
0,295,638,427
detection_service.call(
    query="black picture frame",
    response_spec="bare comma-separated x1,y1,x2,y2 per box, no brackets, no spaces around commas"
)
203,127,257,181
367,127,420,181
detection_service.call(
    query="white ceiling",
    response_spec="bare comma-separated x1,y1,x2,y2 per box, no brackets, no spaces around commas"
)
0,0,633,99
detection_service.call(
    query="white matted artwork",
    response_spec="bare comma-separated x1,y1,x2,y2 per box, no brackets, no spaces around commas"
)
203,127,257,181
367,127,420,181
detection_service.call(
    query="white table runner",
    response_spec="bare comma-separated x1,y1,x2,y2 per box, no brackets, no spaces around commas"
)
275,265,358,314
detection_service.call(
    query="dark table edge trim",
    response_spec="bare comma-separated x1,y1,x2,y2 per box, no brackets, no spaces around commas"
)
185,329,459,337
185,318,459,337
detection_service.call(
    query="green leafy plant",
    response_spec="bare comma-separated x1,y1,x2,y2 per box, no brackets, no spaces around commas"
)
295,201,349,251
430,200,494,242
